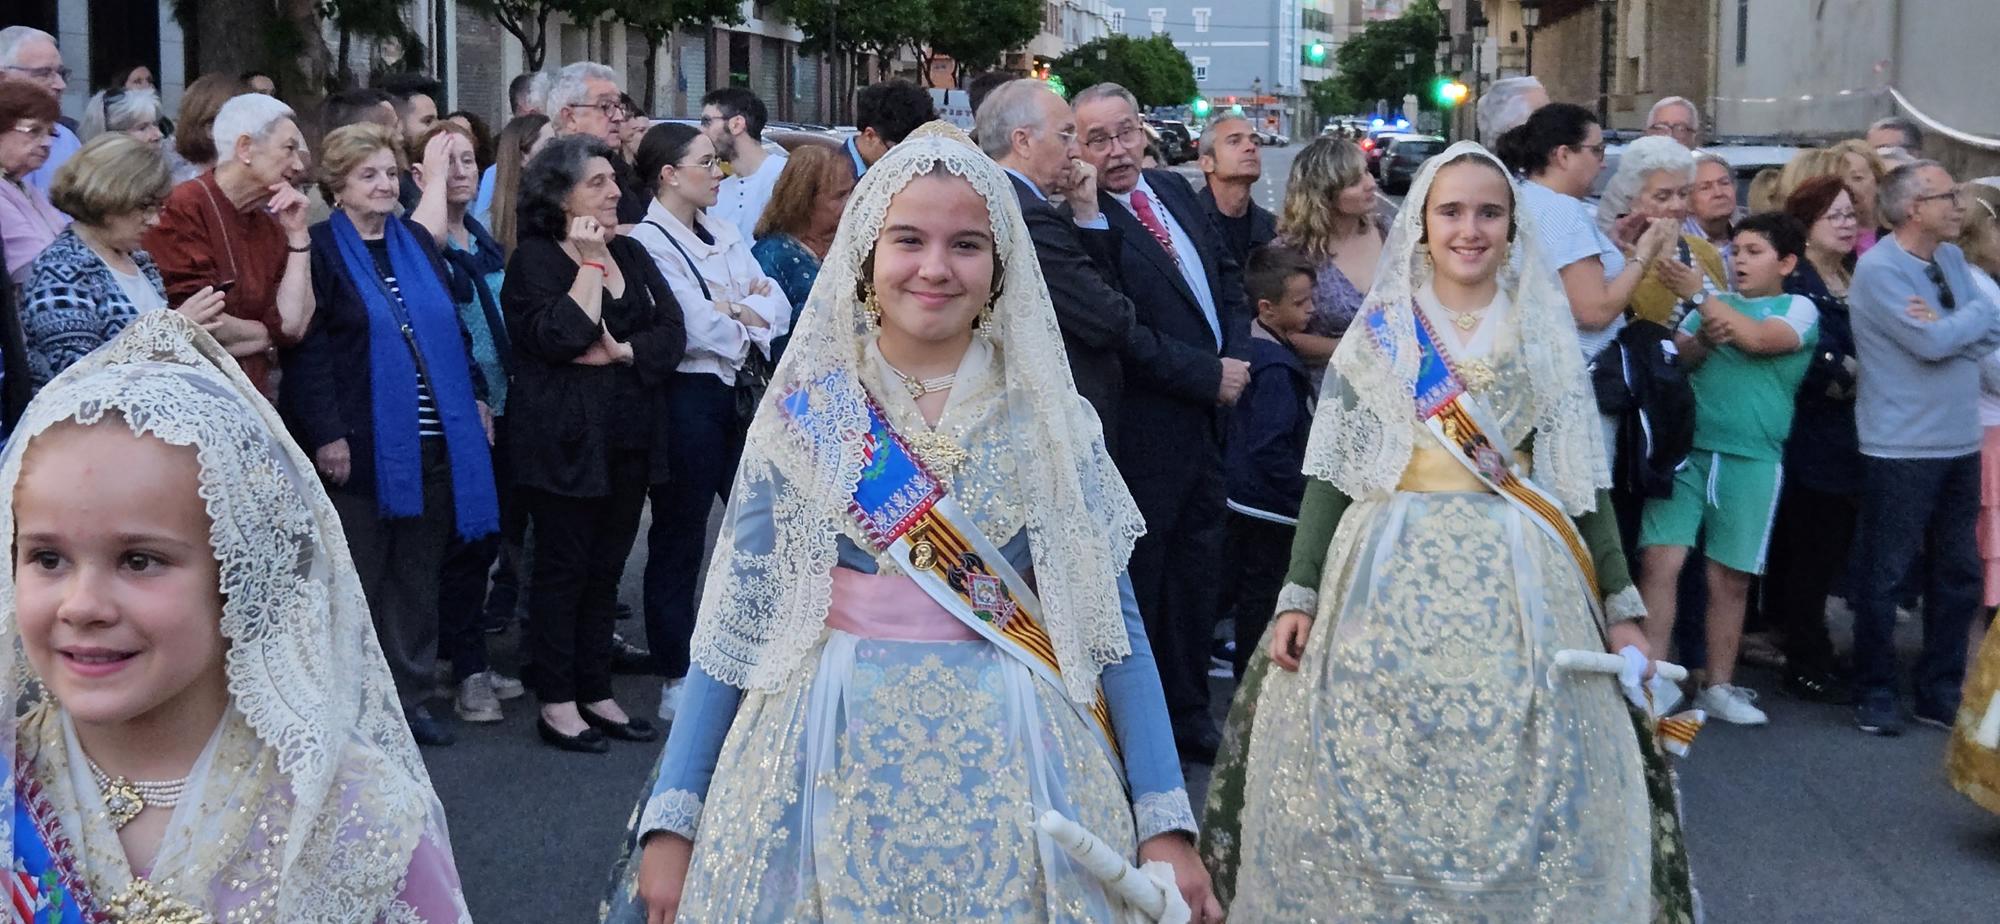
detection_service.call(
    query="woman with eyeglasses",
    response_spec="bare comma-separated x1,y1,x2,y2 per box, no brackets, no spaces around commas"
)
626,122,789,721
79,87,163,145
0,80,71,282
20,134,225,387
1497,104,1678,363
1758,175,1866,706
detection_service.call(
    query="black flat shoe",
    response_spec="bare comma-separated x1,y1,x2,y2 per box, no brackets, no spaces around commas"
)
581,707,659,742
537,716,610,753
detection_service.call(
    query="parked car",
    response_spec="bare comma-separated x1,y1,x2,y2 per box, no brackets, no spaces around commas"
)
1147,118,1198,164
1364,130,1426,178
1254,129,1291,147
1379,134,1448,193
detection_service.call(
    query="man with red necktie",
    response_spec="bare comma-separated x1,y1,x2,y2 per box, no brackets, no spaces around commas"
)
1074,82,1249,764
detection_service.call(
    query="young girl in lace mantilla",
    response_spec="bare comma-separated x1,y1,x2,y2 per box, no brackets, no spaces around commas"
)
2,311,471,923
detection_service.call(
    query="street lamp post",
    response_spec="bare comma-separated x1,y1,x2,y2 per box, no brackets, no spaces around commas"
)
1522,0,1541,74
1598,0,1616,126
1469,1,1488,118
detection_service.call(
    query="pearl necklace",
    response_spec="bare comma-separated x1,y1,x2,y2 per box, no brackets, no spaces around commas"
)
889,366,956,399
86,755,189,830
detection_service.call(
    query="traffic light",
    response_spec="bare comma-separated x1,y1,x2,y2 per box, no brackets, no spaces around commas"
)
1307,42,1327,65
1046,75,1068,98
1191,96,1212,118
1432,77,1469,108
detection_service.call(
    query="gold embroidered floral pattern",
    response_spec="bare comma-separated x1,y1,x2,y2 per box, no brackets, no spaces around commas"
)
1229,493,1651,921
677,637,1133,922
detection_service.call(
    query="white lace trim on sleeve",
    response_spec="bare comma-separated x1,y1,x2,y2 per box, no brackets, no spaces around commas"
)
1603,584,1647,623
1275,582,1319,620
1133,788,1198,841
639,788,704,842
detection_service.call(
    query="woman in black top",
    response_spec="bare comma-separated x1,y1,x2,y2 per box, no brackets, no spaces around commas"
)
285,123,501,747
1765,175,1863,704
501,134,686,753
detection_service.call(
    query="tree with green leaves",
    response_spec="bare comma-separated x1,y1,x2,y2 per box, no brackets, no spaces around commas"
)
600,0,745,111
776,0,932,61
922,0,1041,81
1049,35,1197,108
1308,0,1440,120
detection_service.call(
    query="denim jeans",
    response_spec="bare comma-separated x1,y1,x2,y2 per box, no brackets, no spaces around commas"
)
1851,453,1982,711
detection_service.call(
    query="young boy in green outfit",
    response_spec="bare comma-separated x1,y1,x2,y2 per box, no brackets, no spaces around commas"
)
1639,212,1820,726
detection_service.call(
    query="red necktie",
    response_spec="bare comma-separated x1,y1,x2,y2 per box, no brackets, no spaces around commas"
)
1130,189,1182,268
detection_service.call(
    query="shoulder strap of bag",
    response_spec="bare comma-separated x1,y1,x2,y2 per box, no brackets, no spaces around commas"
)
644,219,712,301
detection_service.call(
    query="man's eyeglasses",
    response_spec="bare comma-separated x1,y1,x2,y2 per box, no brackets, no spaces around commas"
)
1650,122,1695,137
1049,129,1077,147
575,100,626,120
1082,124,1144,155
1926,261,1957,311
3,64,70,82
1913,191,1959,207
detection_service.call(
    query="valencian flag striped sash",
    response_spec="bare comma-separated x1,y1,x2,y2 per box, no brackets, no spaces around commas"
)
779,374,1120,763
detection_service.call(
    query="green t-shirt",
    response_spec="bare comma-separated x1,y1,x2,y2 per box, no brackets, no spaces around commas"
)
1679,292,1819,460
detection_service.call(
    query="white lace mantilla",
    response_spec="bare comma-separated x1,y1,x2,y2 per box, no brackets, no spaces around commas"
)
688,122,1145,706
640,788,705,841
1134,788,1198,841
1301,142,1608,515
0,313,466,922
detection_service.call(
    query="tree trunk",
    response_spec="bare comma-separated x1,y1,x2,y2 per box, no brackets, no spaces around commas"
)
643,37,660,113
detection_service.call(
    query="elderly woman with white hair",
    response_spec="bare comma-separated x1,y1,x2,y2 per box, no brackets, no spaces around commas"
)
78,86,164,145
141,92,315,396
1597,135,1729,328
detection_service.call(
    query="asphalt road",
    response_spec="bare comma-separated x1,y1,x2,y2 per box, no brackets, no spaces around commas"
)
429,517,2000,923
426,145,2000,921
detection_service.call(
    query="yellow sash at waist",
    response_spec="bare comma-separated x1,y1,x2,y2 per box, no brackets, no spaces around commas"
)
1396,444,1534,493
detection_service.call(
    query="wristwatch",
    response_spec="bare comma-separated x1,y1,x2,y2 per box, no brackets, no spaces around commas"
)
1682,289,1708,313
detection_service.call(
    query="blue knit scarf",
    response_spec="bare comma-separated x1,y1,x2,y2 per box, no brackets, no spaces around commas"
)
328,211,499,540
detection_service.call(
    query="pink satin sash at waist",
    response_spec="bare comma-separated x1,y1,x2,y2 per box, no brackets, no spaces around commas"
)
825,566,984,641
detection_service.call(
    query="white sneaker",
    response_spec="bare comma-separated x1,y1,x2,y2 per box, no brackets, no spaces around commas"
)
657,677,687,722
1697,683,1769,726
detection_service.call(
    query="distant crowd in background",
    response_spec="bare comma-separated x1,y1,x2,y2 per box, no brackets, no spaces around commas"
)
5,19,2000,761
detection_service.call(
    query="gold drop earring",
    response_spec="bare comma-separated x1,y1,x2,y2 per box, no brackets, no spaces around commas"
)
863,285,883,329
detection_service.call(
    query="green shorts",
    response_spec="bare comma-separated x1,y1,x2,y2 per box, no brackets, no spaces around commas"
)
1638,450,1783,575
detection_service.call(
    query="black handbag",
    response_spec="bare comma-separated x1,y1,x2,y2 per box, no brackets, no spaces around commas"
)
1590,318,1696,500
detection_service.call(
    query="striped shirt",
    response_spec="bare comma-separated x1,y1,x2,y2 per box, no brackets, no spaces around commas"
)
365,240,444,438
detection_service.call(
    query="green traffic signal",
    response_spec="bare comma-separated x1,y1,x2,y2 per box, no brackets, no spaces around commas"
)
1431,76,1469,108
1307,42,1327,65
1192,97,1212,117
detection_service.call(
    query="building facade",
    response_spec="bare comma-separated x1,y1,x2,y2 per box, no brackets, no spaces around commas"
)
6,0,853,132
1111,0,1301,133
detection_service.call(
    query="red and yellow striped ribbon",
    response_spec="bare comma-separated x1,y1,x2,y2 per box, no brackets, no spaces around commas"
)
903,507,1119,749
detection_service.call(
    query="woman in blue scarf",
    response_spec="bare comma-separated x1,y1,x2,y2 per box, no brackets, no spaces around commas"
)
407,120,528,727
281,123,499,748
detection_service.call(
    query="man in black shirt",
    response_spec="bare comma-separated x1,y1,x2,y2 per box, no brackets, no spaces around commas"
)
1196,114,1276,269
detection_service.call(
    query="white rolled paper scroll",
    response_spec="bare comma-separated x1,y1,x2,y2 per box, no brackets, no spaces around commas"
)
1036,810,1189,924
1554,649,1689,683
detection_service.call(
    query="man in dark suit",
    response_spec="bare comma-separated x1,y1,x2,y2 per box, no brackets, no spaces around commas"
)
1075,82,1250,762
976,79,1134,444
1196,114,1278,269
